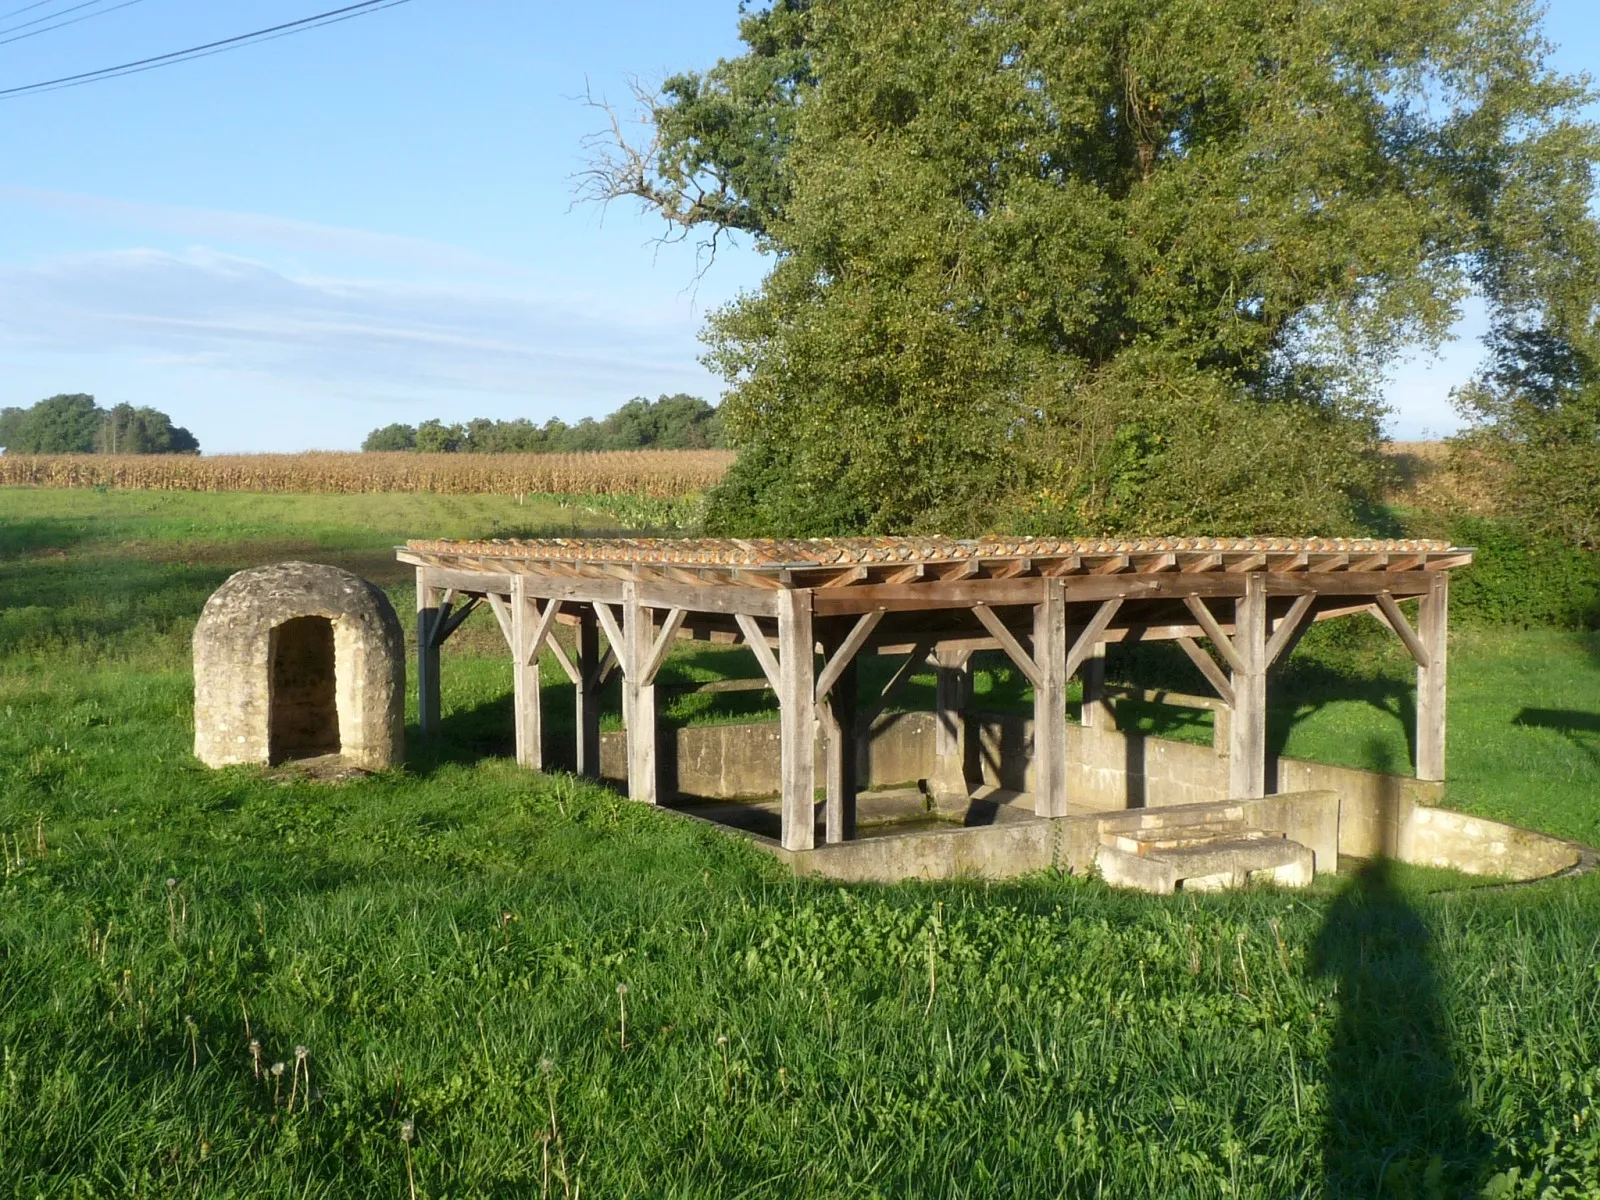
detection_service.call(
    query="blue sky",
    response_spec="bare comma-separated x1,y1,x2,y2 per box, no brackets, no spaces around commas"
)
0,0,1595,452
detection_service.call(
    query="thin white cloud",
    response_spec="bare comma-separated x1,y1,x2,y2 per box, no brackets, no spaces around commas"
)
0,183,521,278
0,247,712,399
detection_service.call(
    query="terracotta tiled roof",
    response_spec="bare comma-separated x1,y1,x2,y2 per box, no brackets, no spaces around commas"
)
404,535,1458,568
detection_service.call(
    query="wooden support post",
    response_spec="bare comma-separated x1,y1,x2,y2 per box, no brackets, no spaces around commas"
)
621,583,658,804
1416,572,1449,781
777,589,816,852
416,567,441,737
1080,642,1111,729
1229,574,1268,799
821,626,859,844
575,605,601,778
1032,579,1070,818
932,646,971,798
510,576,542,770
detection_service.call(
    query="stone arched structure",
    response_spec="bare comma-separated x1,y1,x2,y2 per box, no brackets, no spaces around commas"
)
193,562,404,770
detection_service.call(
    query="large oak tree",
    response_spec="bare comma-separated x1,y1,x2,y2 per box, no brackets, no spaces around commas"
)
589,0,1599,536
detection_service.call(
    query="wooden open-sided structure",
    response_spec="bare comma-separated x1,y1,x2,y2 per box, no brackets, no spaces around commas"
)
397,536,1470,853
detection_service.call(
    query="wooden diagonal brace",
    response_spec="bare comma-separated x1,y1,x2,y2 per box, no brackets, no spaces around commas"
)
592,602,629,677
734,613,782,691
484,592,513,646
1373,591,1431,668
434,595,480,645
639,607,688,685
523,598,564,667
547,634,581,685
1176,636,1236,708
972,604,1041,688
1264,593,1317,666
1181,596,1246,674
857,641,933,730
586,644,618,689
1063,599,1123,679
815,610,884,704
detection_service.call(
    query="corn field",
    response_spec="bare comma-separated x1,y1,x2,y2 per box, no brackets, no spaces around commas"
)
0,451,733,500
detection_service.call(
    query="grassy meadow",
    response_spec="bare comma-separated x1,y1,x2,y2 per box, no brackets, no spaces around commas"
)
2,487,1598,1197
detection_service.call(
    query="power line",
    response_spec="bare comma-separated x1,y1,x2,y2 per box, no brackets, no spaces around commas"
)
0,0,69,24
0,0,414,99
0,0,116,38
0,0,148,48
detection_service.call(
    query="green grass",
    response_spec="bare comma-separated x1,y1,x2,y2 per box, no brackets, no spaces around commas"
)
2,488,1599,1197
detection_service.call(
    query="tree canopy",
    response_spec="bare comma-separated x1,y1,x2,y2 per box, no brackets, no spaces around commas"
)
361,394,726,454
590,0,1600,536
0,396,199,455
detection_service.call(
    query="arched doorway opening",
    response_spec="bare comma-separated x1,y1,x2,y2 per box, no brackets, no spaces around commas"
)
269,615,340,762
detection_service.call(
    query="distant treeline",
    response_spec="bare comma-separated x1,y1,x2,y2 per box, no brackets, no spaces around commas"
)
363,394,725,453
0,394,199,455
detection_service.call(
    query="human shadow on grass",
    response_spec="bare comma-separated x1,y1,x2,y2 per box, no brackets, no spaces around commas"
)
1312,857,1489,1197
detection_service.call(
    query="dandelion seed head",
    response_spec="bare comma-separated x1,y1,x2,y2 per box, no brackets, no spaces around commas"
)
271,1062,285,1077
400,1117,416,1144
716,1035,727,1047
616,983,629,996
166,877,177,889
295,1045,308,1061
538,1056,554,1076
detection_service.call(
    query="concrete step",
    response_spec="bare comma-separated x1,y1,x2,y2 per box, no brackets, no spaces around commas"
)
1098,803,1249,835
1096,837,1314,895
1106,819,1284,855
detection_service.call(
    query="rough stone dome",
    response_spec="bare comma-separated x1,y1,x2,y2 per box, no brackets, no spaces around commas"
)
193,561,405,770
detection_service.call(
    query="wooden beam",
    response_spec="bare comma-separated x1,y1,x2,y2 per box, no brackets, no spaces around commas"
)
416,567,441,737
1374,591,1431,668
510,578,543,770
1416,573,1449,781
1091,554,1130,575
815,610,885,704
1349,553,1388,572
545,633,580,686
1229,574,1268,799
1309,553,1349,573
972,604,1042,688
1269,552,1309,572
1032,579,1070,818
433,595,481,646
1181,552,1223,573
1079,641,1110,729
1182,596,1248,674
732,613,781,692
484,592,514,647
777,589,816,853
857,642,933,730
574,607,601,778
622,583,658,805
988,557,1031,581
820,625,859,844
638,607,688,686
882,563,927,584
934,559,980,582
1424,553,1473,571
1176,636,1236,708
593,602,628,674
1226,554,1267,573
817,566,869,588
1135,552,1177,574
1264,593,1317,666
1063,598,1124,679
932,646,973,793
